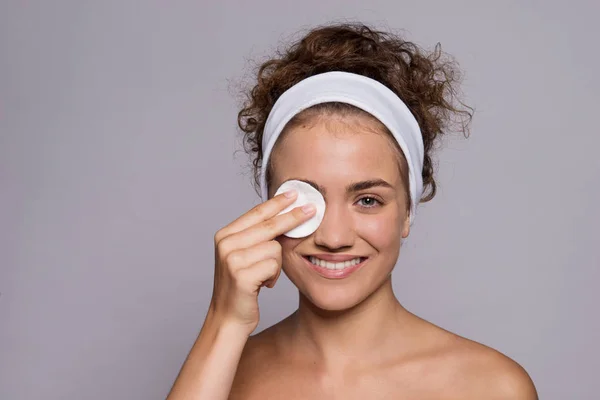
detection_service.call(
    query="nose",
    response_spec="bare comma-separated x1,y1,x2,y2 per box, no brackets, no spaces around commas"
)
312,200,355,250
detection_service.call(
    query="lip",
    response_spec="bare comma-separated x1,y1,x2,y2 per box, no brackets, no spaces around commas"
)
302,255,368,279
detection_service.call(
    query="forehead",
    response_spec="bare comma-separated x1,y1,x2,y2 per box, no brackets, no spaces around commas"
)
270,114,402,188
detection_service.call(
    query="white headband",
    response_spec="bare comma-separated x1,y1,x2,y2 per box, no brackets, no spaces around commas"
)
260,71,424,224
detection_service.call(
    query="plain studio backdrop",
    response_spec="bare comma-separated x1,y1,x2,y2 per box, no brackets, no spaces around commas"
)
1,1,598,399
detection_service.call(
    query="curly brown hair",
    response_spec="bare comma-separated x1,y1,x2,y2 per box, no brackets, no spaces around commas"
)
237,22,473,208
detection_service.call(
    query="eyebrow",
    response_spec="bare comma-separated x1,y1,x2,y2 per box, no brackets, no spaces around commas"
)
289,178,394,195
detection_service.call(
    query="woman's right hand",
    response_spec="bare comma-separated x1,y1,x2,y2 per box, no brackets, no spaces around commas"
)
209,189,316,336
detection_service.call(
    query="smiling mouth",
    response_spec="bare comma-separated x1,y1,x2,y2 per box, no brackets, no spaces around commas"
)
303,256,367,270
301,255,369,279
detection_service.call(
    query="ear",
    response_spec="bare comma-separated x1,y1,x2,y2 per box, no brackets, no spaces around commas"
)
401,213,410,239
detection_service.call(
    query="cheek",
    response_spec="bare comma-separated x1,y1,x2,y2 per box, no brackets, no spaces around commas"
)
277,236,301,257
356,211,402,250
277,236,306,276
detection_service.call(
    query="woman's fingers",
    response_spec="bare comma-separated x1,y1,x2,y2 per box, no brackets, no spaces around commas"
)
209,189,315,332
235,258,281,292
222,240,282,272
262,262,283,288
214,190,298,244
217,204,315,255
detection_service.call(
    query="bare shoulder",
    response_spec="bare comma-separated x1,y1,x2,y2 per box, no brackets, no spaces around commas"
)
432,328,539,399
467,343,538,399
228,323,283,400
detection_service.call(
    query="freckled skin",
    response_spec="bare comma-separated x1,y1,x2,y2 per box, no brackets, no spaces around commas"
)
270,115,409,311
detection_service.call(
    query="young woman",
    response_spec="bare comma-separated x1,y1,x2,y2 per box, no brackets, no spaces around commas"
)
167,23,538,399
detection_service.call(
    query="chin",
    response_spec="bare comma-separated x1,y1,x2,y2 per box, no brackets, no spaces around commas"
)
282,259,385,313
302,286,368,312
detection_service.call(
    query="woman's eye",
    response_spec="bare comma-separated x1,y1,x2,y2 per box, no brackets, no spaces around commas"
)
357,196,382,209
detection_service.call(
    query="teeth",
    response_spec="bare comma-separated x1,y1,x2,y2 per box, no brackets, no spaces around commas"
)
308,256,363,270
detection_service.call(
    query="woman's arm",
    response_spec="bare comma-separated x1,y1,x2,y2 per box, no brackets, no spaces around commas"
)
166,190,314,399
166,308,248,400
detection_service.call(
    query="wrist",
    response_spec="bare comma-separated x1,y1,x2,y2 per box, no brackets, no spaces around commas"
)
205,303,254,339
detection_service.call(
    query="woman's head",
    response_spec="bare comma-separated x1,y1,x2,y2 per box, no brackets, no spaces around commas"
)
238,23,472,310
268,109,410,310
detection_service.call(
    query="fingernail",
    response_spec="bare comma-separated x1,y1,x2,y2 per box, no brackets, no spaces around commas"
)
284,189,297,198
302,204,315,214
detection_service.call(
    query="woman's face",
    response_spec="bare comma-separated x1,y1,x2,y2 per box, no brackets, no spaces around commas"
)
269,112,411,311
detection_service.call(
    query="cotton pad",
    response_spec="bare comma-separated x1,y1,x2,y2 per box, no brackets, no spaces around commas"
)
274,180,326,238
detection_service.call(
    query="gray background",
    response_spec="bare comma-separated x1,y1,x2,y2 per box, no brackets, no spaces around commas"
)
1,1,598,399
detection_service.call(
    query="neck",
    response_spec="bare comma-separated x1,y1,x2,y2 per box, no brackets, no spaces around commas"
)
288,276,410,369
